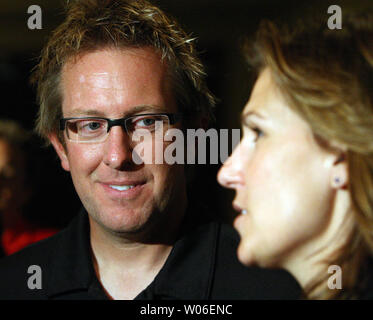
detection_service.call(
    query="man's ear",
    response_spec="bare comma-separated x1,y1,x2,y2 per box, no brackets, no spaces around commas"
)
330,153,348,190
48,133,70,172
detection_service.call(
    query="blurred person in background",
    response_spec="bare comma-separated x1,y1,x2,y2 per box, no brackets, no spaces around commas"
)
0,119,58,257
218,10,373,299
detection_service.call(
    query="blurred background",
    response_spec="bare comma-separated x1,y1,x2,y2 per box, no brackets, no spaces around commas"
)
0,0,371,232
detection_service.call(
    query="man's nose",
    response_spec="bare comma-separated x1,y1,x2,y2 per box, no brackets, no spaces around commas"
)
217,145,245,189
103,126,133,170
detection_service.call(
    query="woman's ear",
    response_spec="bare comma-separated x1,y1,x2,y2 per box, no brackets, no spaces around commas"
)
48,133,70,172
330,153,348,190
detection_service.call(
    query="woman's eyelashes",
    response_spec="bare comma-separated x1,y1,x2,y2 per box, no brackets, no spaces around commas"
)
241,116,265,143
245,125,264,142
251,127,263,141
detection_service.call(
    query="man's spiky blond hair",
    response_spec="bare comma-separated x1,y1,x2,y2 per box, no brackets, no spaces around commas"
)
31,0,216,143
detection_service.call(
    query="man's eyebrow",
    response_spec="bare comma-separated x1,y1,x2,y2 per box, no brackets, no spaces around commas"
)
65,109,106,117
65,105,166,117
130,105,166,114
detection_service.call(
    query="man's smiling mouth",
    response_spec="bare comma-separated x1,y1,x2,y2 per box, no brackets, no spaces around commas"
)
109,185,135,191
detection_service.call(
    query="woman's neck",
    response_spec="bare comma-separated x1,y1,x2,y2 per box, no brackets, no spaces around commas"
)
283,190,354,298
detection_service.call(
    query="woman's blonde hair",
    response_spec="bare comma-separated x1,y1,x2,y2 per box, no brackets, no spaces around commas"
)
244,11,373,299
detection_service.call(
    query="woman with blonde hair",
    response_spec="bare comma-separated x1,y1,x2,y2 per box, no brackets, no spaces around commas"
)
218,11,373,299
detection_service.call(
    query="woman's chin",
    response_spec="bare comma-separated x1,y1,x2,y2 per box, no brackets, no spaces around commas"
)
237,240,257,267
237,238,279,269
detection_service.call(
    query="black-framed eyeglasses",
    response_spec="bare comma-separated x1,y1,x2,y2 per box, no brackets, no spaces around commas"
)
59,113,182,143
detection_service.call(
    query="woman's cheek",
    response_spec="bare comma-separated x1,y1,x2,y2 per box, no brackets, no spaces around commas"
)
244,147,305,250
245,146,287,214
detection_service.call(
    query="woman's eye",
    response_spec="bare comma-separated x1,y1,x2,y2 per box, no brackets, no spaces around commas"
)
245,126,263,142
252,127,263,141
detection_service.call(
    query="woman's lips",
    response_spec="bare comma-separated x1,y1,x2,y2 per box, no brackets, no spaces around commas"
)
233,209,250,237
233,203,248,215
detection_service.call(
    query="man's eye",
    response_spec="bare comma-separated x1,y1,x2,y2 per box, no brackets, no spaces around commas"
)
79,121,103,131
137,118,156,127
128,115,168,132
86,122,102,130
132,116,164,129
76,120,106,136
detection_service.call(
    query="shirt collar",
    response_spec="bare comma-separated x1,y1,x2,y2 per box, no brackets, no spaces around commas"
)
148,220,219,300
45,210,96,298
44,207,219,300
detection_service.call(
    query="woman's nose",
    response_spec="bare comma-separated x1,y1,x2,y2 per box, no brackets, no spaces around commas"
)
217,144,245,189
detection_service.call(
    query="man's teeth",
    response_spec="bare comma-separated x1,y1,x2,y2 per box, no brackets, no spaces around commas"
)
109,185,135,191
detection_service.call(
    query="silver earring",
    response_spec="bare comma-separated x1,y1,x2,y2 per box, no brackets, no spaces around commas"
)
241,210,248,215
334,177,341,185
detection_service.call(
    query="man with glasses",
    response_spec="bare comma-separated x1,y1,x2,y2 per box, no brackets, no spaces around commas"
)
0,0,300,300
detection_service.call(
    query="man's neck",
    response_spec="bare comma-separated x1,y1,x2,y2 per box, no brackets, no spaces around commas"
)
90,220,176,269
91,230,173,299
88,205,186,300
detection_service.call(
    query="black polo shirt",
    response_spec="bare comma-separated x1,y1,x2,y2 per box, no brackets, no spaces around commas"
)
0,209,301,300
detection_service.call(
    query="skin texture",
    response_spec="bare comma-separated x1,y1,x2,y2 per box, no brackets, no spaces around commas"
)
50,47,187,240
217,68,352,289
49,47,188,299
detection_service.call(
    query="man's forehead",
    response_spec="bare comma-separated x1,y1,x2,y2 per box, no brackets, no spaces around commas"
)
61,47,169,92
64,104,170,117
62,47,164,73
60,47,177,116
76,73,124,90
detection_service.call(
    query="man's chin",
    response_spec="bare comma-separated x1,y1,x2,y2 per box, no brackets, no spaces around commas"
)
89,208,151,236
